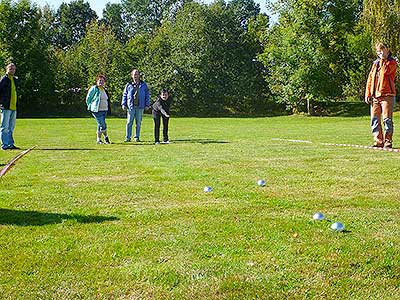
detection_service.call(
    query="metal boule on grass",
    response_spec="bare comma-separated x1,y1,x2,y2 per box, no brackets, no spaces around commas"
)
312,212,325,221
330,222,345,232
257,179,266,187
203,186,213,193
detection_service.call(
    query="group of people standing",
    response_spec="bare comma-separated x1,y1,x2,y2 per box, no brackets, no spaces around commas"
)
0,44,398,150
85,68,172,145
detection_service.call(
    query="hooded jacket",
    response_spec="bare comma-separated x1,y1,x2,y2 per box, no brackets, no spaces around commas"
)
0,74,18,110
365,56,397,99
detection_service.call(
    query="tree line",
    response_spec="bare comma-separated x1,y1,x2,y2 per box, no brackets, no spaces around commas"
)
0,0,397,117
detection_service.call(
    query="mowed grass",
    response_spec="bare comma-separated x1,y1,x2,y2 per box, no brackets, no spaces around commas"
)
1,113,400,299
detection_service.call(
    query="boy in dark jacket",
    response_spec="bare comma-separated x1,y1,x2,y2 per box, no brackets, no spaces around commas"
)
152,89,172,144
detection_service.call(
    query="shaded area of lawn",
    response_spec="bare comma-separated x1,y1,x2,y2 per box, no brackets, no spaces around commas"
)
0,208,118,226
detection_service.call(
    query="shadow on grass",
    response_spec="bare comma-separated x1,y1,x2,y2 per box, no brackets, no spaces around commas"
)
111,139,229,145
171,139,229,144
35,148,96,151
0,208,119,226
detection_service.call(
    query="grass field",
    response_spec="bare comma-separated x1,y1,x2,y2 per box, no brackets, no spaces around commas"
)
1,114,400,299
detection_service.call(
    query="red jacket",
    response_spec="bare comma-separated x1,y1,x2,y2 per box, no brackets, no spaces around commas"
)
365,57,397,98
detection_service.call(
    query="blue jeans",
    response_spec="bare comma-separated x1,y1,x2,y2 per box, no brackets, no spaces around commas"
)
92,111,107,133
1,109,17,149
126,108,144,140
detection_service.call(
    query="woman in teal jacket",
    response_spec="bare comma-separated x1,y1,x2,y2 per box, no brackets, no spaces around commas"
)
86,75,112,144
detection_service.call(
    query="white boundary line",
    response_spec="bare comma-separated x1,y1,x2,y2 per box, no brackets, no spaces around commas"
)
272,139,400,153
0,146,36,178
271,138,313,144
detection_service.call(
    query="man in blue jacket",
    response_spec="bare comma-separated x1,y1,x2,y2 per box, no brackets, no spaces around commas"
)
0,63,20,150
121,69,150,142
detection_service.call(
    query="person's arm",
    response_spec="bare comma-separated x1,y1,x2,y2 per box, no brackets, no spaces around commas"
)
0,76,5,107
365,64,375,104
86,86,96,107
144,84,150,108
121,83,129,110
159,105,169,117
382,59,397,76
106,89,112,115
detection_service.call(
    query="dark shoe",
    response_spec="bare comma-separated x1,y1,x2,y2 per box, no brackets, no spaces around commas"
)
9,145,20,150
384,142,392,149
372,143,384,148
134,138,141,142
104,136,110,144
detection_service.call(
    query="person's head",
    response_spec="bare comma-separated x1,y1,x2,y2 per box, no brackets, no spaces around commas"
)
159,88,169,101
131,69,140,83
96,75,106,87
6,63,16,76
375,43,391,60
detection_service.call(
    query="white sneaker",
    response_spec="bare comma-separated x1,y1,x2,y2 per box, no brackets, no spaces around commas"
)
134,138,141,142
162,140,170,144
96,140,104,144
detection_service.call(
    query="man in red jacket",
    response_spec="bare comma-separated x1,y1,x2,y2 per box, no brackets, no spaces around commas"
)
365,43,397,148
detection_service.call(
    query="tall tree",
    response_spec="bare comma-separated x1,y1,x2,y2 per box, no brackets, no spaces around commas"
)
101,2,128,43
139,1,267,115
363,0,400,54
0,0,56,116
227,0,261,29
260,0,360,113
53,0,97,49
121,0,188,36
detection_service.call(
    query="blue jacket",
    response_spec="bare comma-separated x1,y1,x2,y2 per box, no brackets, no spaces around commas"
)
0,74,18,110
86,85,111,114
121,81,150,109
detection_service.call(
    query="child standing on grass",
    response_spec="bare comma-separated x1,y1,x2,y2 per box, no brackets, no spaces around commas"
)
152,88,172,144
86,75,112,144
365,43,397,148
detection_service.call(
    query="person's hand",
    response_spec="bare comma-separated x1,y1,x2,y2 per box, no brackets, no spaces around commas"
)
145,106,150,111
364,96,371,105
122,105,127,111
165,114,170,118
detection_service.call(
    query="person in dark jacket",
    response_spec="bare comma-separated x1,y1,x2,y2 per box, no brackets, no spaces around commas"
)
0,63,20,150
152,88,172,144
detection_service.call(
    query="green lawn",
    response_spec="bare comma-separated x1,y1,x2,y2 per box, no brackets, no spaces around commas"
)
1,114,400,299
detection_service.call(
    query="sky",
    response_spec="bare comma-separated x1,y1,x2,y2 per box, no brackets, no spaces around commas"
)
32,0,268,18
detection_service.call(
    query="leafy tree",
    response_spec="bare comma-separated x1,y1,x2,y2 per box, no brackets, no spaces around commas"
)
227,0,261,29
139,1,268,115
101,2,128,43
121,0,189,36
53,0,97,49
363,0,400,54
54,21,127,114
260,0,361,113
0,0,56,116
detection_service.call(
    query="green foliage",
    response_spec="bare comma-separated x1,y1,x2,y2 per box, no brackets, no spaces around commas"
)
122,0,188,36
260,0,362,113
363,0,400,54
51,22,127,115
101,2,128,43
53,0,97,49
138,1,269,116
0,0,56,116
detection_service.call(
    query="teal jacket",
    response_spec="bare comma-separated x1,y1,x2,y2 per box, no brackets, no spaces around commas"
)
86,85,111,114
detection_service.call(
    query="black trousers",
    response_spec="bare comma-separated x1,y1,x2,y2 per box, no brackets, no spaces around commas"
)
153,112,169,142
